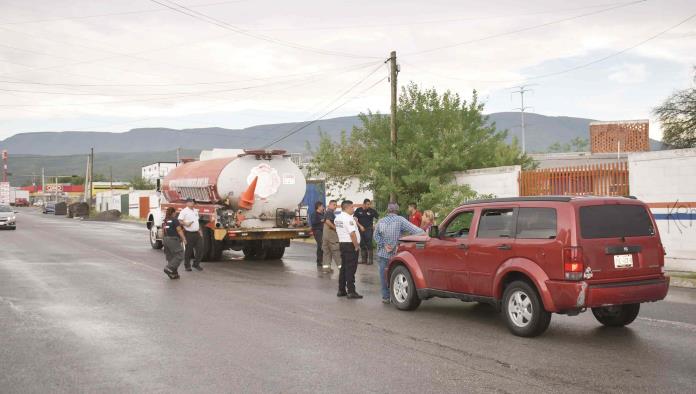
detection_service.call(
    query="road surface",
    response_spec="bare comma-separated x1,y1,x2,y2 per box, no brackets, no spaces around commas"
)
2,209,695,393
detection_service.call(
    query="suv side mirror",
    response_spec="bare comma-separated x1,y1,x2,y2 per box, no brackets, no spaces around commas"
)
428,225,439,238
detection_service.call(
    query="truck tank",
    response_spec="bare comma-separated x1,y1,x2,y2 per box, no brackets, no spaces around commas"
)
162,149,306,229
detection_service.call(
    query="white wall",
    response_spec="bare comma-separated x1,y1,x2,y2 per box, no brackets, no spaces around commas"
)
629,148,696,266
453,165,521,198
326,177,373,204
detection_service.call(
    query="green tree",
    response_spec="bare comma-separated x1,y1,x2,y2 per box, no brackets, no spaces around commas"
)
128,176,155,190
546,137,589,153
310,83,534,218
653,67,696,148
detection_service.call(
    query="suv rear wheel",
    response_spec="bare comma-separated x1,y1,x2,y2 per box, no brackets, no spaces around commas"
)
502,280,551,337
390,266,421,311
592,304,640,327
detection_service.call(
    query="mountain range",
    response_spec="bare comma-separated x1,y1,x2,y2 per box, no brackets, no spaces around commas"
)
1,112,663,185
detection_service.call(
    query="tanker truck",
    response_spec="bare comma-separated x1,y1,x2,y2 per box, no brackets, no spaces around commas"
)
146,149,311,261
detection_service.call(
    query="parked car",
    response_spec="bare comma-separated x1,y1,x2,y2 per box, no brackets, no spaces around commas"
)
0,205,17,230
43,202,55,214
386,196,670,337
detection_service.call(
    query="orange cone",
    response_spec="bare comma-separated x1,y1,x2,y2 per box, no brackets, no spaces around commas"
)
239,176,258,209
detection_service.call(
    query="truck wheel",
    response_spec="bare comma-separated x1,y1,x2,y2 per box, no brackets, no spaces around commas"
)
149,226,163,249
205,228,224,261
502,280,551,337
592,304,640,327
266,246,285,260
242,246,257,260
390,265,421,311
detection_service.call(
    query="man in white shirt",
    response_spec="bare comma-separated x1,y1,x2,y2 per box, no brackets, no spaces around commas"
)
178,198,204,271
334,200,362,299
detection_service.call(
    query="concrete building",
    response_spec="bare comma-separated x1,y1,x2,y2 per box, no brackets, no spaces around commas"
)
141,162,178,183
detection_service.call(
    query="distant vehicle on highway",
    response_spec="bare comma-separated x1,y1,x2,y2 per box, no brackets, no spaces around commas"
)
386,196,670,337
43,202,55,214
0,205,17,230
13,198,30,207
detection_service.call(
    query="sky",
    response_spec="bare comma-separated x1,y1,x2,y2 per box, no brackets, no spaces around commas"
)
0,0,695,141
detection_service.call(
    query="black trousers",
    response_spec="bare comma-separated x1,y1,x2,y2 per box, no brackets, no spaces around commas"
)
359,227,374,264
313,229,323,265
338,242,358,293
184,231,203,267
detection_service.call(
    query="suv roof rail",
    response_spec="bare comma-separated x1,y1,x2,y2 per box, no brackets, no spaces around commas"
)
460,196,573,205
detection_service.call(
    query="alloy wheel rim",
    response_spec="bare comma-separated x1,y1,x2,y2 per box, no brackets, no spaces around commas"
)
150,226,157,244
508,290,533,328
393,273,409,303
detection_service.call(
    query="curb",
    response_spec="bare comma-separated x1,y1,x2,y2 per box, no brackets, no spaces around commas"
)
668,272,696,289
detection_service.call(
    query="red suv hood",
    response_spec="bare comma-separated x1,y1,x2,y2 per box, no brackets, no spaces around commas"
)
399,234,428,242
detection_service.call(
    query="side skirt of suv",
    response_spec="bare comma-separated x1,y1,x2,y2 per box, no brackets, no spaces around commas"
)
417,289,501,309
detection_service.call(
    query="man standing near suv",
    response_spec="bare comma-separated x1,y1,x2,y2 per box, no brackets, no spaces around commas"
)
375,203,424,303
353,198,378,265
334,200,362,299
178,198,203,272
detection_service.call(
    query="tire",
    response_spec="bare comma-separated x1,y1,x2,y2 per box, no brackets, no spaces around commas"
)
266,246,285,260
242,245,257,260
10,226,16,230
149,225,163,250
502,280,551,337
205,228,224,261
200,228,212,262
390,265,421,311
592,304,640,327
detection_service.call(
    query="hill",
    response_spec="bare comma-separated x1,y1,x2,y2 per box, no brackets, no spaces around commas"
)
1,112,664,184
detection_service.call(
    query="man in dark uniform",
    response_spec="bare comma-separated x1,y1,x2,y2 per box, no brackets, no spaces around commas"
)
310,201,325,267
353,198,378,265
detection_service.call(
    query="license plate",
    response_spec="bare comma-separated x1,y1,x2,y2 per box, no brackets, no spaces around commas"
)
614,254,633,269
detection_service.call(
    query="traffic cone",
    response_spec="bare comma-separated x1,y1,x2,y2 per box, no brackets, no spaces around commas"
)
239,176,257,209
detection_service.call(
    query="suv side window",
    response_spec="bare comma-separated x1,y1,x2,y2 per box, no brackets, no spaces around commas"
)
443,211,474,238
477,208,515,238
516,207,557,239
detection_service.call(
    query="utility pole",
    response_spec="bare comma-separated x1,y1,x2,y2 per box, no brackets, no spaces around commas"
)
388,50,399,203
176,147,181,164
109,166,113,195
512,85,534,155
1,150,7,183
41,167,45,201
89,148,94,210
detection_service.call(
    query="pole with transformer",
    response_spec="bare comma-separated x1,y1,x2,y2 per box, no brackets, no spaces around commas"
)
511,85,534,155
387,51,399,203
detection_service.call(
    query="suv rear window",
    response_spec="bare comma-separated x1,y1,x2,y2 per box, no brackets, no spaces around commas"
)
579,204,655,239
516,208,557,239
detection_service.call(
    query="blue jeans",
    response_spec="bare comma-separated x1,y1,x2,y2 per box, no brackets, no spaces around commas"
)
378,256,390,300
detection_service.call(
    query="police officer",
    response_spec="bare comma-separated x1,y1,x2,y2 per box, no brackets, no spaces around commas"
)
310,201,325,267
178,198,203,271
334,200,362,299
162,207,186,280
353,198,378,265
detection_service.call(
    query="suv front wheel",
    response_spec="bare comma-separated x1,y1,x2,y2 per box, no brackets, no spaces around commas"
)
502,280,551,337
592,304,640,327
390,266,421,311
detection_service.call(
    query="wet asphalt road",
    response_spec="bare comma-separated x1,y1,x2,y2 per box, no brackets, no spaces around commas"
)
1,209,696,393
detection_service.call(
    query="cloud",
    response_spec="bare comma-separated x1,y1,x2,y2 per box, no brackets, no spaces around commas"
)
608,63,648,84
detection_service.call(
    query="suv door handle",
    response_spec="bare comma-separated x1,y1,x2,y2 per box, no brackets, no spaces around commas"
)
497,244,512,250
457,243,469,250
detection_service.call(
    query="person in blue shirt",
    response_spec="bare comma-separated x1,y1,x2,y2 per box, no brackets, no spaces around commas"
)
310,201,325,267
374,203,425,303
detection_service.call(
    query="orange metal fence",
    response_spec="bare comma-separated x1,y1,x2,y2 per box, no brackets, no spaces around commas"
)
519,162,629,197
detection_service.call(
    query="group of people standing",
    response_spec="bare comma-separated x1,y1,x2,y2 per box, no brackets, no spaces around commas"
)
311,199,434,303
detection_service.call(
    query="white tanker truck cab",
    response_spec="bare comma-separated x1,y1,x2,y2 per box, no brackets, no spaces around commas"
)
146,149,311,261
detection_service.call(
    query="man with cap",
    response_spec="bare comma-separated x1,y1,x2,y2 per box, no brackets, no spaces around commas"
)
178,198,204,271
334,200,362,299
374,203,425,303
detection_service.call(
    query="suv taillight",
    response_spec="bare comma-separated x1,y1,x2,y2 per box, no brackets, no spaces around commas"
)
563,247,584,280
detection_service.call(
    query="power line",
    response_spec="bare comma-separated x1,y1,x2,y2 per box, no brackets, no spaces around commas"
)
404,0,648,56
262,63,386,148
149,0,378,59
0,60,378,88
403,10,696,85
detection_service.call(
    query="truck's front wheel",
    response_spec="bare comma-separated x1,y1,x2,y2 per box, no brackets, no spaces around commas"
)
149,225,163,250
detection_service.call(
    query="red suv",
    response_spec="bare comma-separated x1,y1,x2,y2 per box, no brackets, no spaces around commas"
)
386,196,670,337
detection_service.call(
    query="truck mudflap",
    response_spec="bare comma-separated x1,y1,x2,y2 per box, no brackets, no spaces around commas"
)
545,276,670,312
225,227,311,241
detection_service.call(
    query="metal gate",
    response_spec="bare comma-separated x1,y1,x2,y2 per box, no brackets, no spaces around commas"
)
519,162,629,197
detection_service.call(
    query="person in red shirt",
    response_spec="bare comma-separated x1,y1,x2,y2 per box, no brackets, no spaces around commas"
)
408,202,422,227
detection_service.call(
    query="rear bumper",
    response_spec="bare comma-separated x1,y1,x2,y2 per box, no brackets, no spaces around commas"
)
545,276,670,312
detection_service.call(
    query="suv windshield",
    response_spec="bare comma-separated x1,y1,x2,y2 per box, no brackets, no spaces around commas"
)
0,206,12,212
580,204,654,239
